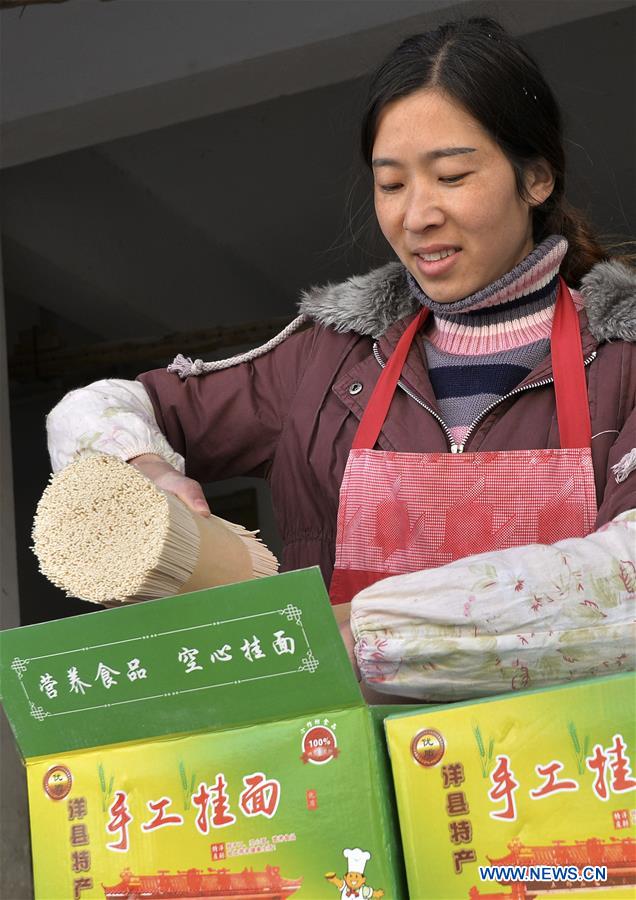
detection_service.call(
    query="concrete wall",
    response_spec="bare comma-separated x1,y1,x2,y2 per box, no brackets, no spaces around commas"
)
1,249,32,900
2,0,631,165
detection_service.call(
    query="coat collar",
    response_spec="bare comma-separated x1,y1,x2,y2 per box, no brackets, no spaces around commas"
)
298,259,636,344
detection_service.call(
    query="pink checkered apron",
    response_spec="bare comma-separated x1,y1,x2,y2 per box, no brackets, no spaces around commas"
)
329,278,597,605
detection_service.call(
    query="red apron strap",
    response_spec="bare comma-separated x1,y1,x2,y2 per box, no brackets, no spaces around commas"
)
352,307,429,450
552,277,592,449
352,277,590,451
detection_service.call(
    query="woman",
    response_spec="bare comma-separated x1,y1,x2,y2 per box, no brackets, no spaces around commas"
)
47,19,635,699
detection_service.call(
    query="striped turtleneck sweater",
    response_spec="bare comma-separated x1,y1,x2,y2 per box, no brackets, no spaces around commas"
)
407,235,571,448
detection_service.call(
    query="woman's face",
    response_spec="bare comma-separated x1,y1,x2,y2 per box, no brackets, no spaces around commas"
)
372,89,553,303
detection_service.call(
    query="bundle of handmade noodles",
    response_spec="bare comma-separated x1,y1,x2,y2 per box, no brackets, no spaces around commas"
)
32,453,278,605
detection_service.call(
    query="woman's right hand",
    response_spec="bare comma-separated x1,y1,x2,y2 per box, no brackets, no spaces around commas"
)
129,453,211,517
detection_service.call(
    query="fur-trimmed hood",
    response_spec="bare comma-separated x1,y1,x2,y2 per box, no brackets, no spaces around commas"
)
169,257,634,379
298,259,636,342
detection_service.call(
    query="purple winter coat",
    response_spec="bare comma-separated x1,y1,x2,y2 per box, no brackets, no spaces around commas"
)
138,261,636,587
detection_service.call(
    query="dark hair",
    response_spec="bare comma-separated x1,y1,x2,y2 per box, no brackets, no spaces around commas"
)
360,17,606,284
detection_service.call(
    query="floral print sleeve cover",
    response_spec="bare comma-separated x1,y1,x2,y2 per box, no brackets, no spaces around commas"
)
350,509,636,701
46,379,185,474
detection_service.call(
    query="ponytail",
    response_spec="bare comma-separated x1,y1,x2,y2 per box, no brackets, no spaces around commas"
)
535,198,606,286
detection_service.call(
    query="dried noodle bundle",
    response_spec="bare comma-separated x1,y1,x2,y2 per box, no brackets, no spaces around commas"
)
32,454,278,605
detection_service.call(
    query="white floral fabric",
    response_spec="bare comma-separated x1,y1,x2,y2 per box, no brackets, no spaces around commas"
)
351,510,636,701
46,379,185,474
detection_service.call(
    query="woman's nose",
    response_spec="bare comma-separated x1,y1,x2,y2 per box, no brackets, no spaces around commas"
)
402,185,445,233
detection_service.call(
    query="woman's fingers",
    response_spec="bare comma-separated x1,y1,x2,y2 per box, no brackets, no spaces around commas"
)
129,453,211,517
170,476,212,517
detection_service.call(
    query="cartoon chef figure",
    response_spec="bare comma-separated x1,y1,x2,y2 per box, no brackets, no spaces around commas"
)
325,847,384,898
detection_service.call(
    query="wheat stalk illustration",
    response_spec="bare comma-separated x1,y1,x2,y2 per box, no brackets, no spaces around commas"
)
179,760,196,810
568,721,590,775
473,725,495,778
98,763,115,812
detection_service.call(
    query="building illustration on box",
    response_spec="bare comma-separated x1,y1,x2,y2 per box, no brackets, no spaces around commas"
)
103,865,302,898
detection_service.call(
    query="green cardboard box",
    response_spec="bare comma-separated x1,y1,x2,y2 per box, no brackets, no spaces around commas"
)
1,568,406,899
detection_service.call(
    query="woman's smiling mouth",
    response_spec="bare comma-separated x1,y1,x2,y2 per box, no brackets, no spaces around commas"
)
414,246,462,276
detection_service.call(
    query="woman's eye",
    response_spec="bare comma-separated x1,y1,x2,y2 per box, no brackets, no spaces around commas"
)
439,173,469,184
377,183,403,193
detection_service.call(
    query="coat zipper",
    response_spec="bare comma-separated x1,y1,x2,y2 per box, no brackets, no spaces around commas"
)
372,343,597,453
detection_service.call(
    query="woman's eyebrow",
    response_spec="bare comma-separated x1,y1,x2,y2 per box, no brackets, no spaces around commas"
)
372,147,477,167
428,146,477,159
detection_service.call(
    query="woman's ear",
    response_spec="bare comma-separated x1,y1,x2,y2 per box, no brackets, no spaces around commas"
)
524,158,555,206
